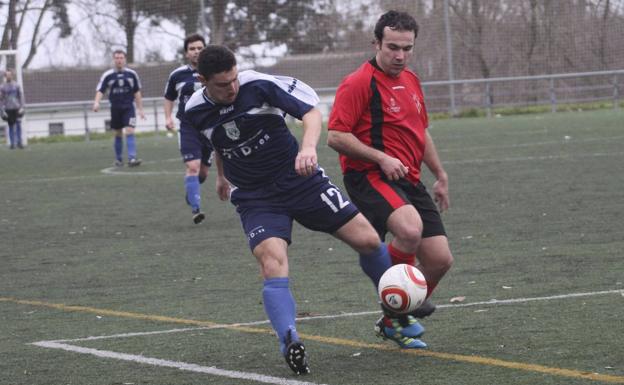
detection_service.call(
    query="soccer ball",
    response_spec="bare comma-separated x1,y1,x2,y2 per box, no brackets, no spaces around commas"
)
378,264,427,314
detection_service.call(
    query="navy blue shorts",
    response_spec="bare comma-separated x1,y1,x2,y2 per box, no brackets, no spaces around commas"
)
231,169,360,251
179,121,213,166
110,106,135,130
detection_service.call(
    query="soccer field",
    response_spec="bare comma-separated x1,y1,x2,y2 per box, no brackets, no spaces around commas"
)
1,109,623,385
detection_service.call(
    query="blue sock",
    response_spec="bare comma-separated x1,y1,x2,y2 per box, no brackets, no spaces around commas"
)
263,277,298,354
114,136,123,161
184,175,201,211
126,134,137,159
359,242,392,289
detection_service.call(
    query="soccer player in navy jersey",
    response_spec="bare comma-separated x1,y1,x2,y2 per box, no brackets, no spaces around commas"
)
184,45,394,375
164,34,213,224
328,10,454,349
93,50,145,167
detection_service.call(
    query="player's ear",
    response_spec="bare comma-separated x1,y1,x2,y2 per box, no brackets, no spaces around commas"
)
197,74,208,85
374,38,382,51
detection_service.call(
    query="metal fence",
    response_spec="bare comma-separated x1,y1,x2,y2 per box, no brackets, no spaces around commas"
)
8,69,623,142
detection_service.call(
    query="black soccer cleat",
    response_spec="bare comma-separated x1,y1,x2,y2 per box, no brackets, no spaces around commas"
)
409,298,436,319
284,331,310,375
192,210,205,225
128,158,142,167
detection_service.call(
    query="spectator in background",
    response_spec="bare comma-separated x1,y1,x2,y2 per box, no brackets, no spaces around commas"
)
93,50,145,167
0,69,25,149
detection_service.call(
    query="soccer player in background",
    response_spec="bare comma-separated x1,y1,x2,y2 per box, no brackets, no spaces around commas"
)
0,69,24,149
164,34,213,224
93,50,145,167
328,10,454,349
184,45,394,375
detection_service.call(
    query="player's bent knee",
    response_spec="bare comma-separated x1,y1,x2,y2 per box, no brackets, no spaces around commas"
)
185,160,201,176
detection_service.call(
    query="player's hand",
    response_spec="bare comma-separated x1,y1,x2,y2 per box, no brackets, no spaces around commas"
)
295,147,318,176
216,176,231,201
379,155,409,181
92,102,99,112
433,173,450,212
139,110,146,120
165,118,176,132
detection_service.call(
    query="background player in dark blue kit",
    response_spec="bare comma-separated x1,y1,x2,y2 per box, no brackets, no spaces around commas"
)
93,50,145,167
183,45,393,375
164,34,213,224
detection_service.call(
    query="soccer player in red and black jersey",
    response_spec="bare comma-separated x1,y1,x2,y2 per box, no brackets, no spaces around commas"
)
328,10,454,349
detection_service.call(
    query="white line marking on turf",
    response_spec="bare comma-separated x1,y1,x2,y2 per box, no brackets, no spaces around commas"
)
32,341,327,385
292,289,624,322
439,134,624,153
33,289,623,344
444,151,624,165
28,289,621,383
101,158,182,176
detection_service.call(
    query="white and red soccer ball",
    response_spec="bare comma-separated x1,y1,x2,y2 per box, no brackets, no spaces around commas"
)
378,264,427,314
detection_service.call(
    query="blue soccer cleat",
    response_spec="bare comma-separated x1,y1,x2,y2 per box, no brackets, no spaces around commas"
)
375,315,427,349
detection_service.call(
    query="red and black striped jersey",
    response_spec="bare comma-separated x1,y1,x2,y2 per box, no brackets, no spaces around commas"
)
328,59,429,184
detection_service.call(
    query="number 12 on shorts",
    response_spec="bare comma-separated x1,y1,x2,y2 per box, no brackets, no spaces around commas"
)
320,187,350,213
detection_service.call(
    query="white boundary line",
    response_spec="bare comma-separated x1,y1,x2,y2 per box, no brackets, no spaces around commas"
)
36,289,623,344
34,289,624,343
32,341,328,385
29,289,622,384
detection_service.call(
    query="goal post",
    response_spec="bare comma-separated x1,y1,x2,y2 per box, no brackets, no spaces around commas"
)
0,50,27,147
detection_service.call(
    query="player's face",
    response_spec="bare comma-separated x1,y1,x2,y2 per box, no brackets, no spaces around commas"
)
202,66,239,105
186,40,205,67
375,27,415,77
4,70,13,82
113,53,126,70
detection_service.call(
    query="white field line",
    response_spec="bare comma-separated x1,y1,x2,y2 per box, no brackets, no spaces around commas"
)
35,289,623,344
29,289,622,384
101,158,181,176
31,341,328,385
444,151,624,165
438,134,624,153
292,288,624,322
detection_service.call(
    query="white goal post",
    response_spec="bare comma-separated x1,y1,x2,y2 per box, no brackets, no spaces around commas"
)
0,50,27,146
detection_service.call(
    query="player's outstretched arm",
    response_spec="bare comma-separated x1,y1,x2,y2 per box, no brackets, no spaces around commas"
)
163,99,176,131
134,91,146,119
423,131,449,212
93,91,103,112
295,107,321,176
214,152,230,201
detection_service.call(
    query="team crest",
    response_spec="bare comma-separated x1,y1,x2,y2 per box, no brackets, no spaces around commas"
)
387,97,401,113
223,121,240,140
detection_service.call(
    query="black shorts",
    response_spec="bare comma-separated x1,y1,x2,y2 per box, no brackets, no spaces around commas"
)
110,106,136,130
343,171,446,241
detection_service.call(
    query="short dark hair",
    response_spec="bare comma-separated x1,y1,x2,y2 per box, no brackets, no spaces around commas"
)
112,49,126,57
184,33,206,52
374,10,419,41
197,45,237,80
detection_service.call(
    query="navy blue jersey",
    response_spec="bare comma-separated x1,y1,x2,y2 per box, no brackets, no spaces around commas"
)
96,68,141,108
183,70,319,190
163,65,203,120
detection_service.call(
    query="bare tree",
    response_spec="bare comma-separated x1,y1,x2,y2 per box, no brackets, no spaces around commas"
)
1,0,71,69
